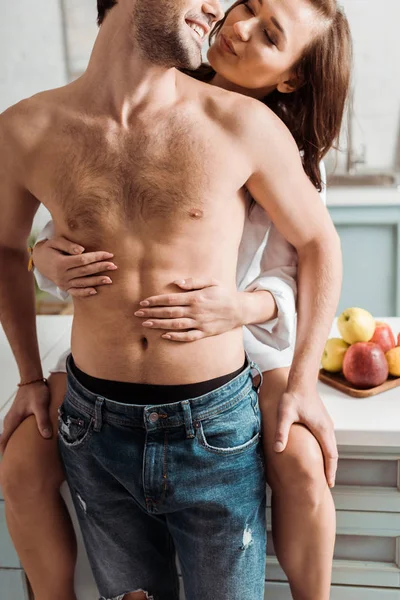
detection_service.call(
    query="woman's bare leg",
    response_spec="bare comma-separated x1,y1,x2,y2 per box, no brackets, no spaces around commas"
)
260,367,336,600
0,373,77,600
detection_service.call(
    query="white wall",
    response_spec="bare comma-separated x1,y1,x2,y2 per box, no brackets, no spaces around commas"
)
0,0,68,111
0,0,69,233
339,0,400,172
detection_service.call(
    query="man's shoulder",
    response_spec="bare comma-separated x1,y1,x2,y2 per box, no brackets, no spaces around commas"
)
233,96,294,143
202,88,292,142
0,88,69,156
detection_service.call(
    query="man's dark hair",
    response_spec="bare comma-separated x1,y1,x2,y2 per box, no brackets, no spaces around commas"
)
97,0,118,26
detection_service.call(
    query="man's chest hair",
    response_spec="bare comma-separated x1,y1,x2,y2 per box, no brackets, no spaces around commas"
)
49,116,227,233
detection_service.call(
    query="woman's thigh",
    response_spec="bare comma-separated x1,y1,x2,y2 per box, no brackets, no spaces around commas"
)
0,372,68,492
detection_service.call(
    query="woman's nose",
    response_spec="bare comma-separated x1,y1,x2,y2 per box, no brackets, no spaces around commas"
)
202,1,225,24
232,20,252,42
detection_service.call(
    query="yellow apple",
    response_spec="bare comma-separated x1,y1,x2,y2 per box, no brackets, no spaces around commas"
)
385,347,400,377
337,307,375,344
321,338,350,372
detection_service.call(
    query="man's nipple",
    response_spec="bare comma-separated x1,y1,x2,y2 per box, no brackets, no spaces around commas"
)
188,208,204,220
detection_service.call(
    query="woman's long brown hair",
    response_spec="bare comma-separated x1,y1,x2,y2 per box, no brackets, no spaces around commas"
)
185,0,352,192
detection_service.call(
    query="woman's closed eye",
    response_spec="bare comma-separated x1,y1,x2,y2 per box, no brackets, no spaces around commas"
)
263,29,277,47
243,0,254,15
242,1,277,47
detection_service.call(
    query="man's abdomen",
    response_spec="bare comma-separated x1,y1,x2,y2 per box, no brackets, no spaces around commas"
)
71,314,244,384
70,254,245,384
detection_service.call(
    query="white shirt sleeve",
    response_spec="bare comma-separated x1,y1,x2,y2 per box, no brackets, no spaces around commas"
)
33,220,71,302
244,161,327,352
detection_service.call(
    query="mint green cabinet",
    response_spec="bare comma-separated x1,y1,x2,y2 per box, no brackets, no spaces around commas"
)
328,205,400,316
0,499,30,599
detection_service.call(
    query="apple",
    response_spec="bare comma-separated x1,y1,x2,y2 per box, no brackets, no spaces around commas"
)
370,321,395,354
337,307,375,344
386,347,400,377
397,333,400,347
321,338,350,372
342,342,389,388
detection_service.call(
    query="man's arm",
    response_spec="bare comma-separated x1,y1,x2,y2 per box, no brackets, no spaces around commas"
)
244,101,340,486
0,109,52,450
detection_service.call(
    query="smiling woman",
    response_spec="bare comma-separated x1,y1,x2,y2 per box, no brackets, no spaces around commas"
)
192,0,352,193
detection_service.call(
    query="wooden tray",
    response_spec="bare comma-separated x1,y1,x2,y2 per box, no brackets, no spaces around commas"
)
319,369,400,398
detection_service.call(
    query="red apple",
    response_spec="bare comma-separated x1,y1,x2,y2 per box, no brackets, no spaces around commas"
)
397,333,400,347
370,321,396,354
342,342,389,389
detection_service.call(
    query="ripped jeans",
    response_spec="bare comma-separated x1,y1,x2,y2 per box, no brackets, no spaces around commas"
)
58,355,267,600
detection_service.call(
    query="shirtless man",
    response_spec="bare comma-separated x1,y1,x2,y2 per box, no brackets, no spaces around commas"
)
0,0,341,598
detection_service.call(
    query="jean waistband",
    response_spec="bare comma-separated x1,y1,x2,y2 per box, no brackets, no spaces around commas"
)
64,353,263,433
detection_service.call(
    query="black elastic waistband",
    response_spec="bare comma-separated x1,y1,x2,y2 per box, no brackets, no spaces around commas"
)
69,356,247,405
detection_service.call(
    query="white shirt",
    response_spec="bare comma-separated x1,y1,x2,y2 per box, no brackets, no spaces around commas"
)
34,164,326,374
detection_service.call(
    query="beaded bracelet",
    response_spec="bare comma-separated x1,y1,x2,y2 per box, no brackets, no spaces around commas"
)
27,246,34,272
18,377,48,388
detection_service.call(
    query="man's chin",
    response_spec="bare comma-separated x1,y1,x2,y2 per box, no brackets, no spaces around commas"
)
181,46,203,70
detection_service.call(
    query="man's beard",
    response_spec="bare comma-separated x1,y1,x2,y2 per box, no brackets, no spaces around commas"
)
133,0,202,70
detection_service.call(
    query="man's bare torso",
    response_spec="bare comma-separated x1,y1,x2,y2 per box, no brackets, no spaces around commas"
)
10,74,255,384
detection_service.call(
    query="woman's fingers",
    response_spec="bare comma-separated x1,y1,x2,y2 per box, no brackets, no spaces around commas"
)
140,293,194,308
173,277,219,290
65,260,117,278
161,330,206,342
68,288,98,298
67,274,116,297
67,275,113,289
64,251,115,270
134,307,187,319
141,318,197,331
47,236,85,255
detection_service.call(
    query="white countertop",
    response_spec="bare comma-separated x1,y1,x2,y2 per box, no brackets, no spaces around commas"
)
327,186,400,207
1,316,400,449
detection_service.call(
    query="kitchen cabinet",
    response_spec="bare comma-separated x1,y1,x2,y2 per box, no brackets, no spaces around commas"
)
328,192,400,316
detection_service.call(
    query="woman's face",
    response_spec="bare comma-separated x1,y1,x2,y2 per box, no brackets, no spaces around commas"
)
208,0,320,94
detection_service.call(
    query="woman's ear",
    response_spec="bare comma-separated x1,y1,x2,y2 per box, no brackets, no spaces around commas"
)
277,69,304,94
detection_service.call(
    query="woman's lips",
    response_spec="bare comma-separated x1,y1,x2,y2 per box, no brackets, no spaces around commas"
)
219,34,237,56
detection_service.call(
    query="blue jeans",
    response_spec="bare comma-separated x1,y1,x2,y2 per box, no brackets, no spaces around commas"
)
59,355,267,600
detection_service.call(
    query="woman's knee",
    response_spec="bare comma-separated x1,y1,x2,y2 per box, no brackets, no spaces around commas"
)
0,418,64,505
267,424,328,508
1,445,62,508
0,372,67,502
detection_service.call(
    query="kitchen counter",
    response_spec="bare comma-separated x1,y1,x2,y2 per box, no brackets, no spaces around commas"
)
327,185,400,207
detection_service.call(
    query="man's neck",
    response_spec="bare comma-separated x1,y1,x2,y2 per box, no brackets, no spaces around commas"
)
78,9,179,126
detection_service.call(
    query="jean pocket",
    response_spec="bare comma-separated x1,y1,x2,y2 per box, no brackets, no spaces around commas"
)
196,390,261,456
58,400,94,449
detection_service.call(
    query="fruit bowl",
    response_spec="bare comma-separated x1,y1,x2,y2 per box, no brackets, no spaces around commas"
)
319,369,400,398
321,308,400,397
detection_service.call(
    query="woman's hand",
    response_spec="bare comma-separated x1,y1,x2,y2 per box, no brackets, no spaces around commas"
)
32,236,118,297
134,277,248,342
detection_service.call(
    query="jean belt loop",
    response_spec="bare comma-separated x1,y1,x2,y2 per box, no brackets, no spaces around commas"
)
249,361,263,394
181,400,195,439
94,397,105,432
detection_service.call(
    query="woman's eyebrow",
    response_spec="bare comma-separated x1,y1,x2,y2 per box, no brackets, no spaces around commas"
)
270,16,287,42
257,0,287,42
